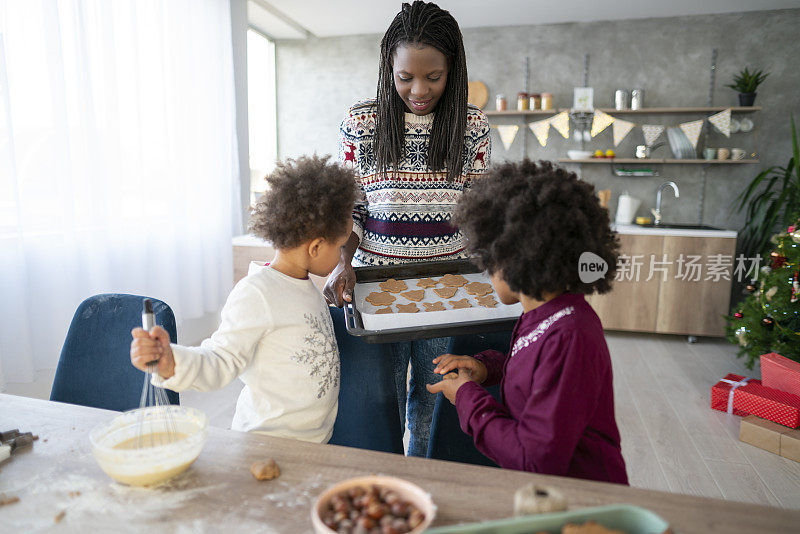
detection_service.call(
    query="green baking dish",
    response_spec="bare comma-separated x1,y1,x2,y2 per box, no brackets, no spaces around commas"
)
426,504,671,534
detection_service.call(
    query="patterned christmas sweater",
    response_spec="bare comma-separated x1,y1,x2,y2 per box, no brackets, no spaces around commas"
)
338,100,491,266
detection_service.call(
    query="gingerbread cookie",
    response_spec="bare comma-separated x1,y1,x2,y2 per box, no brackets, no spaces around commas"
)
379,278,408,293
423,301,446,312
433,286,458,299
397,303,420,313
464,281,494,297
449,299,473,309
562,522,627,534
375,307,394,314
401,289,425,302
416,277,438,289
476,295,499,308
439,274,469,287
366,292,396,307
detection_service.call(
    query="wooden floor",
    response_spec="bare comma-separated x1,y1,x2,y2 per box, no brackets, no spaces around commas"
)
178,331,800,510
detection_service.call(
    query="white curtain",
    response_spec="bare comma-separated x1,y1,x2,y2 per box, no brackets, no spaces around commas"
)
0,0,239,387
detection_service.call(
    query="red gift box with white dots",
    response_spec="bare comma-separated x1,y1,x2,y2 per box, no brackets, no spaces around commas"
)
761,353,800,397
711,373,800,428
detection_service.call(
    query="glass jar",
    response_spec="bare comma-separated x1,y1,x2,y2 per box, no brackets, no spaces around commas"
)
529,93,541,110
495,94,507,111
540,92,554,110
517,92,529,111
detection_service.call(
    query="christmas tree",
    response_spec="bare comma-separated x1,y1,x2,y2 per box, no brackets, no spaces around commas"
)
726,220,800,368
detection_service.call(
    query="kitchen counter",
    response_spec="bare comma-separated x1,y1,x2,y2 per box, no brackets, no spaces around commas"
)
613,223,738,239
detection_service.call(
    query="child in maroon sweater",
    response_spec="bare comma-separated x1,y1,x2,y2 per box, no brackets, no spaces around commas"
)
426,160,628,484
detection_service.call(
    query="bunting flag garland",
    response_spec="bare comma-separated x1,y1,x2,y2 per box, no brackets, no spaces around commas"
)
549,111,570,139
529,119,551,147
612,118,636,147
496,125,519,151
679,119,705,148
590,110,614,138
708,108,732,138
642,124,665,147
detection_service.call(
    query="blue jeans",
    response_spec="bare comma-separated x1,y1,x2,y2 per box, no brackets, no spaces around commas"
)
392,337,450,457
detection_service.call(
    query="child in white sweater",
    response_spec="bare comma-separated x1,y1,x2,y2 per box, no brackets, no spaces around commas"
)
130,155,357,443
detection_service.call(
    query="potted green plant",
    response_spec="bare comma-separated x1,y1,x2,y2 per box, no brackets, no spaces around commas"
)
726,67,769,106
735,116,800,259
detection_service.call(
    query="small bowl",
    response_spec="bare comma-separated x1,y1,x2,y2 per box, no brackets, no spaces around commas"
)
567,150,593,160
312,475,436,533
90,405,208,486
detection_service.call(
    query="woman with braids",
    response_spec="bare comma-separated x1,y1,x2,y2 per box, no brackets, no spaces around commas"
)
324,1,491,457
426,160,628,483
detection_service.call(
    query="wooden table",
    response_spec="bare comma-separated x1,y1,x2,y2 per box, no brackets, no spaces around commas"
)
1,394,797,532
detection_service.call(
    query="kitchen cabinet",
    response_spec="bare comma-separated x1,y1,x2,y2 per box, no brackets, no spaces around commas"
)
585,234,664,332
586,228,737,337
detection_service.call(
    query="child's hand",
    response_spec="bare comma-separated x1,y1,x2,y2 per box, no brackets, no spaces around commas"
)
130,326,175,379
432,354,487,384
426,368,473,404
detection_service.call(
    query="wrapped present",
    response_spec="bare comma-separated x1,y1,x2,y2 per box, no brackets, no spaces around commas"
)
711,373,800,428
739,416,800,462
761,353,800,397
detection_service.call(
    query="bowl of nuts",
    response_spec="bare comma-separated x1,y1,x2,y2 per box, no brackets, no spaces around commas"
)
312,475,435,533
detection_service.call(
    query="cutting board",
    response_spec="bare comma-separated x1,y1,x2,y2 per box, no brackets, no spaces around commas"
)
468,81,489,109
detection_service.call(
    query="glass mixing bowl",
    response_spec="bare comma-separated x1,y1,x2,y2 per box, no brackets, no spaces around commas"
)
90,405,208,486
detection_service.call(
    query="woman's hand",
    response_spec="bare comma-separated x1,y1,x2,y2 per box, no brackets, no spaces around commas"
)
130,326,175,379
323,231,360,307
426,368,474,405
323,261,356,307
432,354,487,384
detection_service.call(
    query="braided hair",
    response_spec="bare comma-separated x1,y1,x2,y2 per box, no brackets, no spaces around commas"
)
375,1,468,182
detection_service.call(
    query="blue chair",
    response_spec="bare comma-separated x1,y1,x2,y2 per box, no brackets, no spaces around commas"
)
426,330,513,467
328,306,404,454
50,294,179,411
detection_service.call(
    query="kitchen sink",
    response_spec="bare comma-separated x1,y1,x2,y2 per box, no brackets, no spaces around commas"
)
636,222,724,231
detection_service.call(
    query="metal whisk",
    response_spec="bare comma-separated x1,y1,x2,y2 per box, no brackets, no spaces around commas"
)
136,299,178,448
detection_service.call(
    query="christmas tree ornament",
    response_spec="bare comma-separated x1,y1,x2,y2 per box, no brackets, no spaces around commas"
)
746,284,757,293
791,230,800,244
792,271,799,304
762,316,775,330
761,265,772,276
766,286,778,301
735,326,748,346
734,311,743,319
770,251,787,270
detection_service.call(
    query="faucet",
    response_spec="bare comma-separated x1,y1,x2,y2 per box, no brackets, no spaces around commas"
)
652,181,679,225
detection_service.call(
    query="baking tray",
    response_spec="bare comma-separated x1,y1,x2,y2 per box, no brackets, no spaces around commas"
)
425,504,672,534
344,259,520,343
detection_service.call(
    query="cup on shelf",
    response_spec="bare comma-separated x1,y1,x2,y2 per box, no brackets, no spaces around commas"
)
703,148,716,160
731,148,746,160
717,148,731,160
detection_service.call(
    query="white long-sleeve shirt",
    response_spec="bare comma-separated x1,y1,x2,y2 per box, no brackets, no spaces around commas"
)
153,263,340,443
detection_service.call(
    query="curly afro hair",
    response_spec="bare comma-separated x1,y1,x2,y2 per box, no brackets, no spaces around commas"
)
453,160,619,300
248,155,357,249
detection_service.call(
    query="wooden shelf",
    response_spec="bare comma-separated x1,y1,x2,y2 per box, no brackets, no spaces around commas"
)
594,106,761,114
483,110,557,117
558,158,759,164
484,106,761,117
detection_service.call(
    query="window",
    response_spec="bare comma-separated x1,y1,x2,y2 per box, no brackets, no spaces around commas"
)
246,28,277,205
